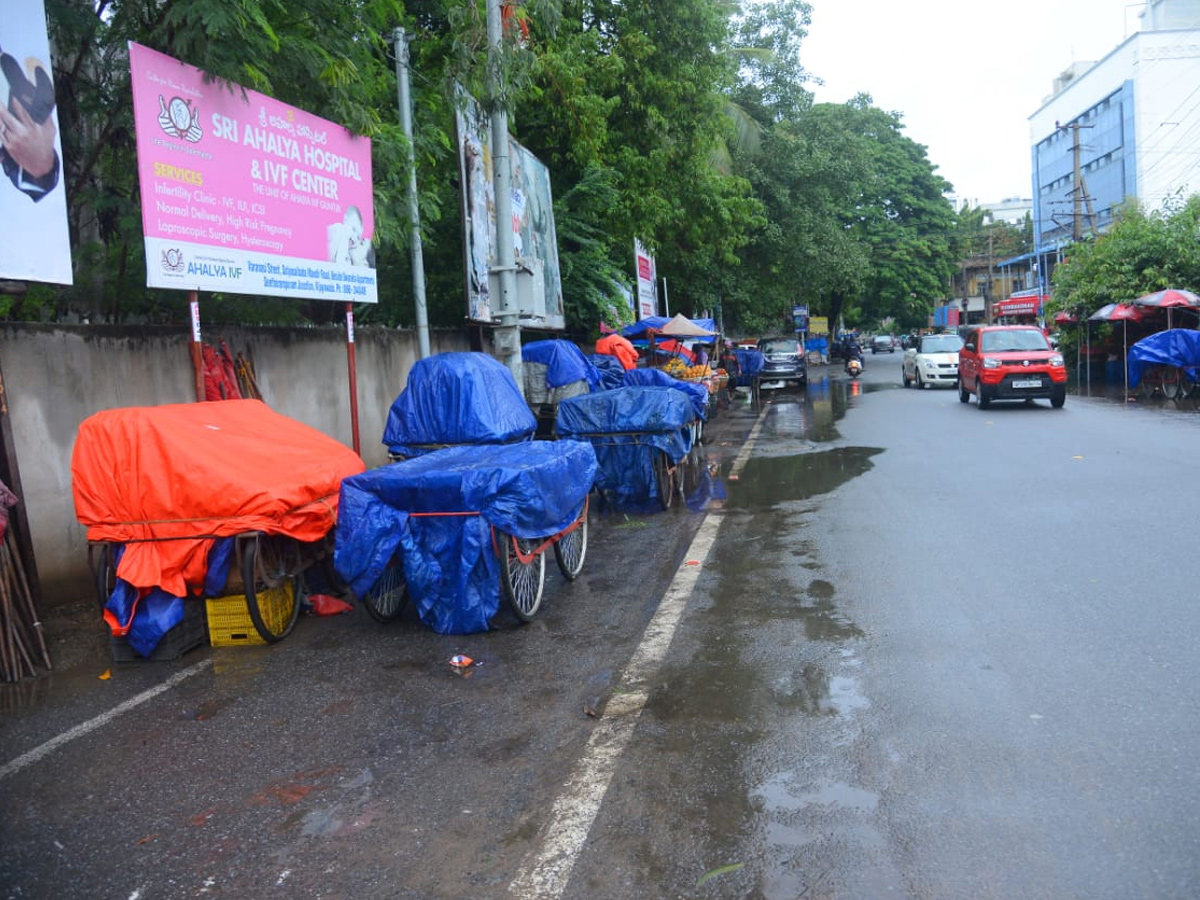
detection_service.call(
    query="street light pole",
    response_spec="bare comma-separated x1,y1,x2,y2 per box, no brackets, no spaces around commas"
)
393,27,431,359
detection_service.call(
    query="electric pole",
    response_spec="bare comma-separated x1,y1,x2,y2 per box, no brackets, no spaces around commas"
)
1065,122,1097,241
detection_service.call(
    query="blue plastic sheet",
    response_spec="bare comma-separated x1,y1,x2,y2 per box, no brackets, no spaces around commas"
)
335,441,597,634
588,354,627,391
556,386,692,507
734,348,765,375
1127,329,1200,386
621,316,717,338
522,340,602,390
623,368,709,421
382,352,537,458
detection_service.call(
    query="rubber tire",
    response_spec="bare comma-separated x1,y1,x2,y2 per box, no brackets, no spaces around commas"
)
94,542,117,611
362,557,408,623
902,368,911,388
916,371,925,390
959,380,970,403
977,384,992,409
1051,387,1066,409
242,535,302,643
652,450,675,510
553,508,588,581
499,530,545,622
1163,368,1182,400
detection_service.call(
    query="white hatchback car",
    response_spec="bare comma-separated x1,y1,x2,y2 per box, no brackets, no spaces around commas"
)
902,333,964,389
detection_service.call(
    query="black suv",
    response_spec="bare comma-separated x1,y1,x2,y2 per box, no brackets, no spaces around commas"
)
756,336,807,387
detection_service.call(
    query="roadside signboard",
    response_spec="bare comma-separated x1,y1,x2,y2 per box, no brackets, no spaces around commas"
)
809,316,829,335
128,42,377,303
0,0,73,284
634,239,657,319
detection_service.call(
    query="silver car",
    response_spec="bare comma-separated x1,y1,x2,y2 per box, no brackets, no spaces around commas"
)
902,333,963,389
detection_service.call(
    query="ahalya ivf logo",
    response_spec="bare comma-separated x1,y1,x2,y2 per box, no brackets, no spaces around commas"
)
157,95,203,142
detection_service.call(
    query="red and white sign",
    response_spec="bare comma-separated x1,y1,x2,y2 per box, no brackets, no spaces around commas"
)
634,238,657,319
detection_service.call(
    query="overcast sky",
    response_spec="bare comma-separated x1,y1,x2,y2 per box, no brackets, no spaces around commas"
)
799,0,1144,204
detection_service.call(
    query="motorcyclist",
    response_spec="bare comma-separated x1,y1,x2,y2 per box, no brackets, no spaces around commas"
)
843,335,864,371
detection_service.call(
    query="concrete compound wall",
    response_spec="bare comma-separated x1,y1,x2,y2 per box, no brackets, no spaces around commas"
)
0,322,471,607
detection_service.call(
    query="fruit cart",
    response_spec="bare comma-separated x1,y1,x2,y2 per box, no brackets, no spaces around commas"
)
555,385,694,511
72,400,365,652
334,440,597,633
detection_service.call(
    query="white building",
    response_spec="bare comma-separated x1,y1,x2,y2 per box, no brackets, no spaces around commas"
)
1029,0,1200,256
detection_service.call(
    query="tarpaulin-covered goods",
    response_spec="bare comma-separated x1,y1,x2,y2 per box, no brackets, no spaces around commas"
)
1127,328,1200,387
334,441,597,634
71,399,365,599
556,386,692,506
521,339,602,391
382,352,536,459
623,367,709,421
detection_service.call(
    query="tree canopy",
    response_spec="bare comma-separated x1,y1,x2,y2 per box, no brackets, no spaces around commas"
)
18,0,965,339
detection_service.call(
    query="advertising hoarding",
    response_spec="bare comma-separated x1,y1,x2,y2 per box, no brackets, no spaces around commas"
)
454,89,564,329
129,43,376,303
0,0,73,284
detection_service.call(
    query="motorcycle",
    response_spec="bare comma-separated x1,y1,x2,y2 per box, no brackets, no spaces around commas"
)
845,355,863,378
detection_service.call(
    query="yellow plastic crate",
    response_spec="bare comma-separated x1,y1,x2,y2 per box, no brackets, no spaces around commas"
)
206,593,266,646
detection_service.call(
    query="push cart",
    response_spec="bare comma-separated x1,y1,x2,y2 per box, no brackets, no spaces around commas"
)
521,339,601,437
335,440,598,633
72,400,365,649
1128,328,1200,400
383,352,538,461
556,385,694,510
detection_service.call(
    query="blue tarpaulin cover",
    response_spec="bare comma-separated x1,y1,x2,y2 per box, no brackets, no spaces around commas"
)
335,441,597,634
522,340,602,390
621,316,717,338
734,348,765,375
382,352,537,458
623,367,709,421
1127,329,1200,386
588,354,627,390
556,386,692,506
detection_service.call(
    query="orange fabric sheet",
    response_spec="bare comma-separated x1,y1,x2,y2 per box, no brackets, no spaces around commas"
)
595,333,638,370
71,400,365,596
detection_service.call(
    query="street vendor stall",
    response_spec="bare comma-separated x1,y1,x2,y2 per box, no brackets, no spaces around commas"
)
521,339,601,436
334,441,597,633
72,400,366,652
556,385,694,510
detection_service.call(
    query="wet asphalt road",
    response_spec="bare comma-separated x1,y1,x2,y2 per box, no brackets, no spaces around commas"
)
3,360,1200,899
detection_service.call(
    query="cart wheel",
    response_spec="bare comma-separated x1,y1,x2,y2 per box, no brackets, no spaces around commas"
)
241,534,302,642
652,450,675,510
1183,369,1200,399
93,541,117,611
751,379,762,411
1163,367,1183,400
362,556,408,623
553,502,589,581
498,530,545,622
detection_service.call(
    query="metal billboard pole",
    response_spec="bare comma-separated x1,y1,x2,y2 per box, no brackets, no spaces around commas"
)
394,27,431,359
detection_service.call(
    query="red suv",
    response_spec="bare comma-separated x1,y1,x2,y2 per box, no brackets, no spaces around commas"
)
958,325,1067,409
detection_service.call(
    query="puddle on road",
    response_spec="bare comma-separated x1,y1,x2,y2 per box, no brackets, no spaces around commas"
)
727,447,882,509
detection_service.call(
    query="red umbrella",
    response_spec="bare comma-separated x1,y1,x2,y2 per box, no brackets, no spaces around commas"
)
1053,310,1078,325
1130,288,1200,328
1088,303,1146,396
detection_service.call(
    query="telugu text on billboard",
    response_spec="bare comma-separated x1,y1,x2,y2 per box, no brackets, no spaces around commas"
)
0,0,73,285
129,43,377,303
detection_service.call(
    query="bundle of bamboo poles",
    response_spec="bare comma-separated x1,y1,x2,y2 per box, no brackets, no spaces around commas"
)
0,527,51,682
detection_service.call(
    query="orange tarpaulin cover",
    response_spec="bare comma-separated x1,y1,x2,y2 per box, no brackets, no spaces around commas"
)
595,333,638,370
71,400,365,597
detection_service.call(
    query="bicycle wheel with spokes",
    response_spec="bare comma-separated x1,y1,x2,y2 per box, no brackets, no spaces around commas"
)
1162,366,1183,400
1182,368,1200,399
498,530,546,622
362,556,408,623
652,449,675,510
241,534,302,643
553,501,589,581
93,542,118,611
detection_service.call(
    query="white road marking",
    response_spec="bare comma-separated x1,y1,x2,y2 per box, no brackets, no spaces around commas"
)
508,405,766,899
0,659,214,781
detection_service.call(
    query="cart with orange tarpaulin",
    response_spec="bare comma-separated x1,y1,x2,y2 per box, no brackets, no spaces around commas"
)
71,400,365,653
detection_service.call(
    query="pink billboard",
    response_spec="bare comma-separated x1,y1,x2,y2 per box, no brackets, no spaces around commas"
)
128,43,376,303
